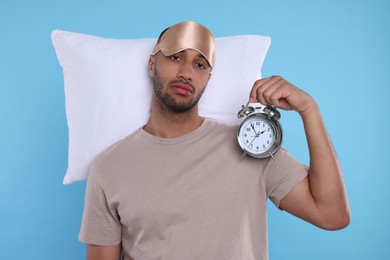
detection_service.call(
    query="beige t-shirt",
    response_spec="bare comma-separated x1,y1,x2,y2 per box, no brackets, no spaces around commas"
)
79,120,308,260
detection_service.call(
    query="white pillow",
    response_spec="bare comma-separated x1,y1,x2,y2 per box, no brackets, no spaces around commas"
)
51,30,271,184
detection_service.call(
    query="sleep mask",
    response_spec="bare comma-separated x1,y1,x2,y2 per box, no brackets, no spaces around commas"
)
151,21,216,68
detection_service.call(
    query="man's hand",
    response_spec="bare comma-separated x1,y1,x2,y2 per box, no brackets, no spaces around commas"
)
249,76,315,116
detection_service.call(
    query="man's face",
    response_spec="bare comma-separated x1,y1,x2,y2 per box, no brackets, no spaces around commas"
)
148,49,212,113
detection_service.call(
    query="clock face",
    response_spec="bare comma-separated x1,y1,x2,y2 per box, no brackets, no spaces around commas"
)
238,115,276,156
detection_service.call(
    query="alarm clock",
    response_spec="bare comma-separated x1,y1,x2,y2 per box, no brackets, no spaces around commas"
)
237,103,283,159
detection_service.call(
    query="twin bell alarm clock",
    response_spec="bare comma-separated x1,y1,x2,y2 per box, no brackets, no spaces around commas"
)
237,102,283,159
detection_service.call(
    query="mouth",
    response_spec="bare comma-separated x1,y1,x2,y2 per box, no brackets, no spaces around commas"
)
171,81,194,96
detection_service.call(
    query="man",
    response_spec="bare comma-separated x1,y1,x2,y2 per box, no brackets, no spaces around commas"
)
79,21,350,260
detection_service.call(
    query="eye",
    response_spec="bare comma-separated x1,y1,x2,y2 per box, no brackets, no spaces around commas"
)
195,61,208,70
196,63,206,69
170,55,182,61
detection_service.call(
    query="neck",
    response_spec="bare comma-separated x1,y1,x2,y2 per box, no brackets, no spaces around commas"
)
143,99,204,138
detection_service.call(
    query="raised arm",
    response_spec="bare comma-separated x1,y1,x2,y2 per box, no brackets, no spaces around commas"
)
87,243,122,260
250,76,350,230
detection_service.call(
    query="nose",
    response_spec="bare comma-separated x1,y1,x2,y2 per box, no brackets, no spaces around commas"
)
177,61,193,81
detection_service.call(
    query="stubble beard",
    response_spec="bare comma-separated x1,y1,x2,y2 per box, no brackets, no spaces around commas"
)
153,69,205,113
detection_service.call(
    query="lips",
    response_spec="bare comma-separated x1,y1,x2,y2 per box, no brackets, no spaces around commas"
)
171,81,194,96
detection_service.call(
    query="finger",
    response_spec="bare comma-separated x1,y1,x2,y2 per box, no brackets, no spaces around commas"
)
267,83,292,110
249,77,275,102
262,79,285,105
256,76,285,105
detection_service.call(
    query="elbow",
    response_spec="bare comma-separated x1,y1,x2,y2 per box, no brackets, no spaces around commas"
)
325,214,350,231
320,208,351,231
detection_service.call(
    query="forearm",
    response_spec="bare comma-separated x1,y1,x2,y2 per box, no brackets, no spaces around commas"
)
300,103,350,227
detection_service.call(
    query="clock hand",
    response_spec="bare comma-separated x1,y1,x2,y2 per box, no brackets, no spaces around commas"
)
248,135,258,146
251,123,259,135
251,124,266,137
251,131,265,143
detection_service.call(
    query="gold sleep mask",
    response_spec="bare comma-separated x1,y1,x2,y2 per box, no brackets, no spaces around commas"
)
151,21,216,68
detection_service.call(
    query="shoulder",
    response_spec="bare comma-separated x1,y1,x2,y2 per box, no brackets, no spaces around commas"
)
203,119,237,136
267,147,307,167
90,128,141,174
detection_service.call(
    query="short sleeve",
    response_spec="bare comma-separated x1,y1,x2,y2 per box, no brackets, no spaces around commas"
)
264,148,308,208
78,162,122,246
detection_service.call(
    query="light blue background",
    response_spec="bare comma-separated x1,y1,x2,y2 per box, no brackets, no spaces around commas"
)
1,0,389,259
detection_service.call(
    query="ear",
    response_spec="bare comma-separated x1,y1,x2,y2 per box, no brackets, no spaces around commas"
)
148,55,155,77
